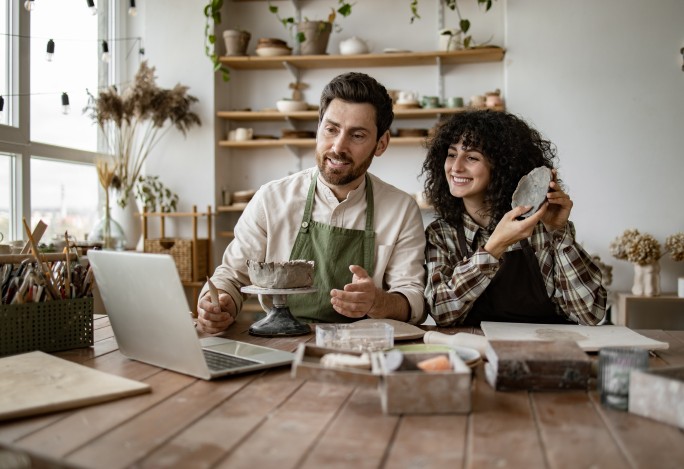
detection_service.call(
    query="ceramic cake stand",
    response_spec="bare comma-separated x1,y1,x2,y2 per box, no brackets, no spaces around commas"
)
240,285,316,337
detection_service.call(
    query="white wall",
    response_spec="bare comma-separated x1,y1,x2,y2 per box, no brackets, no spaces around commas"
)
129,0,216,239
136,0,684,295
505,0,684,294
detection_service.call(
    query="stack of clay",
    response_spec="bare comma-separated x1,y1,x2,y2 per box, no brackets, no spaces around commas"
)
247,260,314,289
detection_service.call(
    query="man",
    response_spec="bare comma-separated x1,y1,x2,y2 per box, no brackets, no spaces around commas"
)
197,72,426,333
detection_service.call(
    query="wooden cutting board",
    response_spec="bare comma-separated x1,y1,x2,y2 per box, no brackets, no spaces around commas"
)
0,351,151,421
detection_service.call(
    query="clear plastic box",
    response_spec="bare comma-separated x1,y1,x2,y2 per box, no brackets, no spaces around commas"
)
315,323,394,352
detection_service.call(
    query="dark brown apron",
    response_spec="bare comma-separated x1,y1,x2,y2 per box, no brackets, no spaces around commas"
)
456,224,571,326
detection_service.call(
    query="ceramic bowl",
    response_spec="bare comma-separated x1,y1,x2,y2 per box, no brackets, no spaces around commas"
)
276,100,308,113
255,46,292,57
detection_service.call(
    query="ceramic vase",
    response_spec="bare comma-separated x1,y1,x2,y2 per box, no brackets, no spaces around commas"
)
223,30,251,56
296,21,332,55
111,191,142,251
632,262,661,297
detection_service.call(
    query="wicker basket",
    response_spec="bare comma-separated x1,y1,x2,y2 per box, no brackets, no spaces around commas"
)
0,298,94,357
144,238,209,282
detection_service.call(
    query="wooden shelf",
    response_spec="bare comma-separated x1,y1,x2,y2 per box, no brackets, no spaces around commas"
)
218,136,428,148
219,47,505,70
217,106,504,122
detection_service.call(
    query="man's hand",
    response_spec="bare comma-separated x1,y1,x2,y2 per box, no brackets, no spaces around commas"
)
330,265,378,318
196,291,237,334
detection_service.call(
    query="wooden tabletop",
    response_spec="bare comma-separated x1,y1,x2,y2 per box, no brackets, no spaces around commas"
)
1,313,683,469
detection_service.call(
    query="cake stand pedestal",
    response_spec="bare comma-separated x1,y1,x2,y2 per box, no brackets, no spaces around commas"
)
240,285,316,337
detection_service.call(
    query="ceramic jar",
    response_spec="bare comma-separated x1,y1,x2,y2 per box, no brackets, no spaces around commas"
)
339,37,369,55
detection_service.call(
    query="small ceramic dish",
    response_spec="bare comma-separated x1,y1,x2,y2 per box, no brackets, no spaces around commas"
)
276,100,308,113
393,344,481,367
255,46,292,57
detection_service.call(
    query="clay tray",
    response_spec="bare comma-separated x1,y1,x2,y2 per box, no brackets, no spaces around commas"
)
291,344,472,415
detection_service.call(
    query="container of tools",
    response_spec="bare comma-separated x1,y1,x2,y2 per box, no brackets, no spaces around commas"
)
0,251,95,357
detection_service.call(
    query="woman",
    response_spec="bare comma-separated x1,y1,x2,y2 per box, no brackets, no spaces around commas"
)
422,110,606,326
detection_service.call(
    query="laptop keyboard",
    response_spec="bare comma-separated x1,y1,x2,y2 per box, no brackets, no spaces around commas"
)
202,349,260,372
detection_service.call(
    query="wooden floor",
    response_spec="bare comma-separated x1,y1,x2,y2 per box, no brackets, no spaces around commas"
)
1,313,683,469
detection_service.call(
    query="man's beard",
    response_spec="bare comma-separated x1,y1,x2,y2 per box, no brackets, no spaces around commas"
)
316,149,375,186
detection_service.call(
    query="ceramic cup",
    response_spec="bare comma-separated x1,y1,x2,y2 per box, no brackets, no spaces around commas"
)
421,96,440,108
397,90,418,104
235,128,253,141
447,96,464,108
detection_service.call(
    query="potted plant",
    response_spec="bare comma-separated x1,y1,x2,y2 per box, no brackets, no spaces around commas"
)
268,0,352,55
135,175,179,213
84,61,201,210
409,0,496,49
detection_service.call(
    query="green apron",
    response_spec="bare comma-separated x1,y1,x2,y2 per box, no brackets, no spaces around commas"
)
288,172,375,323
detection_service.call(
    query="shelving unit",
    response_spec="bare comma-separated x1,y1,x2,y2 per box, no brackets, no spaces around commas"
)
218,48,505,70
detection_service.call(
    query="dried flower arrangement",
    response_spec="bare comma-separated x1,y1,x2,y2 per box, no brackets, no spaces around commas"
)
610,229,684,265
84,61,201,209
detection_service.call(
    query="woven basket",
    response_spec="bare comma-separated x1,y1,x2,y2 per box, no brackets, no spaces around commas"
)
144,238,209,282
0,298,94,357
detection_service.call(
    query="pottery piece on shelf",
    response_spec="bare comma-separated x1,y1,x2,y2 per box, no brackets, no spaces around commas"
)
247,260,315,289
511,166,552,218
276,100,308,112
223,30,251,56
339,37,369,55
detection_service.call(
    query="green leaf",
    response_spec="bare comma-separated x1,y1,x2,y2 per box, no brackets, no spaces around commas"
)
296,31,306,43
269,5,278,14
463,36,472,49
208,34,216,44
460,19,470,34
338,3,352,17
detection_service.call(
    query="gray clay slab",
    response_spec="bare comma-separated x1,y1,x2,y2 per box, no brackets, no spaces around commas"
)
511,166,552,218
247,260,314,289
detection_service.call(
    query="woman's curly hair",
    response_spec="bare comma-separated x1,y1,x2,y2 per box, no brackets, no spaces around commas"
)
421,110,558,230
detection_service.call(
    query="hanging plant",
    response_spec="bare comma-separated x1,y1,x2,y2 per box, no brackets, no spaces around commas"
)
409,0,496,49
204,0,231,81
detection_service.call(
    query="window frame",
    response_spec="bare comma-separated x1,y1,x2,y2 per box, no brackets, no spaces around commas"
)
0,0,123,241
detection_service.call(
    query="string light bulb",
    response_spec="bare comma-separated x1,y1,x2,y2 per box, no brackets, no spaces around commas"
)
128,0,137,16
24,0,35,12
101,40,110,63
61,92,70,114
46,39,55,61
86,0,97,15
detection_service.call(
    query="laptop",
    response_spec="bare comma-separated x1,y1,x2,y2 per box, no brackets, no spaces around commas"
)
87,250,294,380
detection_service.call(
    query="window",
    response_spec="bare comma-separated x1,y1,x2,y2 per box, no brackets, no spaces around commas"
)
0,153,11,239
0,1,119,242
30,158,99,243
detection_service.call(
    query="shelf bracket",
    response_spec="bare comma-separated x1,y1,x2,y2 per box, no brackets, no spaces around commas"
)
436,56,444,103
282,61,301,82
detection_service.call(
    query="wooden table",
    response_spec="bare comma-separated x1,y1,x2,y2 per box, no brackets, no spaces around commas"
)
1,313,684,469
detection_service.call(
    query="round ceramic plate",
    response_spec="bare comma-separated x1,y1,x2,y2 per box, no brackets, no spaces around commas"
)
393,344,481,367
351,318,425,340
511,166,552,218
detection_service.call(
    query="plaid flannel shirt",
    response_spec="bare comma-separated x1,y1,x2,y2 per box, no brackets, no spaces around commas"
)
425,214,606,326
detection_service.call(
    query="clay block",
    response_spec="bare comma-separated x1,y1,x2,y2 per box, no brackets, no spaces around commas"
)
629,366,684,429
485,340,591,391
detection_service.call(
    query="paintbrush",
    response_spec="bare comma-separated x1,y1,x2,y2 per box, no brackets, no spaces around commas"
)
206,276,219,307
